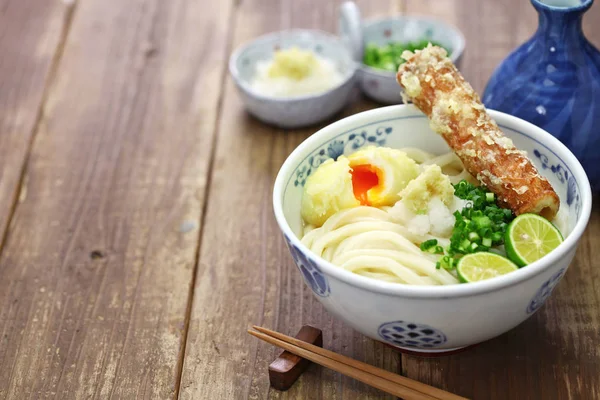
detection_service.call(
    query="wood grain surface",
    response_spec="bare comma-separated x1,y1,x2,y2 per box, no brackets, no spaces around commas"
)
0,0,599,399
0,0,233,397
0,0,72,262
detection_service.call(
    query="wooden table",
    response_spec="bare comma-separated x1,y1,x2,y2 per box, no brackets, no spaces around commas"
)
1,0,599,398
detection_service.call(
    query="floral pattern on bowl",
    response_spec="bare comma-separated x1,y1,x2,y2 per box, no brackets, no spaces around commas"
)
294,126,393,186
378,320,447,349
533,148,580,217
284,235,331,297
526,268,566,315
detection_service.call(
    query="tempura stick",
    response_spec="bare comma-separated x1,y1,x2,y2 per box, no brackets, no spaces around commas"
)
396,45,559,219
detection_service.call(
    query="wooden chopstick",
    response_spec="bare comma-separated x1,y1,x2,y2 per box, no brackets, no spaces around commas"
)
254,325,464,400
249,326,469,400
254,326,466,399
248,329,432,399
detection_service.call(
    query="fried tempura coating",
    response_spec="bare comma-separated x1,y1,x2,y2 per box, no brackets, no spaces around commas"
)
397,45,559,220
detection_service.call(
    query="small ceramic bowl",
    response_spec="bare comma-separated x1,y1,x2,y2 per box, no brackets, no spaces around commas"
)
339,3,465,104
273,105,592,355
229,30,357,129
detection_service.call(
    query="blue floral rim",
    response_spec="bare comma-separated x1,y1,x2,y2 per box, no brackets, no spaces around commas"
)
526,267,566,314
378,320,448,348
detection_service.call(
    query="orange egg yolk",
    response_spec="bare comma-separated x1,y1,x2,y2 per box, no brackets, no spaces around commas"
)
351,164,380,205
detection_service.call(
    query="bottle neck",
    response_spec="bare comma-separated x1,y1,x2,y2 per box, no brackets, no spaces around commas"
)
536,7,585,40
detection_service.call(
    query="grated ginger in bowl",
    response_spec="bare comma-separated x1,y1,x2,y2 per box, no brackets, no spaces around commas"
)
251,47,344,98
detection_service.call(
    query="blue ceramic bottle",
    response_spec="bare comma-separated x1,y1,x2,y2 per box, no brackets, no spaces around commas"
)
483,0,600,191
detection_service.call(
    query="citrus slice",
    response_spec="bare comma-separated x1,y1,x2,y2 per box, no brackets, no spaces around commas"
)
505,213,564,267
457,252,519,283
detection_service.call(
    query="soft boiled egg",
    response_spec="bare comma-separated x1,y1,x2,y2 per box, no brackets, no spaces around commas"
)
301,157,360,226
301,147,420,226
347,146,419,207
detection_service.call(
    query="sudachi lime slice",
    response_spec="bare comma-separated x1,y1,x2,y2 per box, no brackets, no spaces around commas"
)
504,213,564,267
457,252,519,283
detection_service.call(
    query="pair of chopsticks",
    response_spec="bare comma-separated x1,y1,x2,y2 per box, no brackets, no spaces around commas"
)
248,325,468,400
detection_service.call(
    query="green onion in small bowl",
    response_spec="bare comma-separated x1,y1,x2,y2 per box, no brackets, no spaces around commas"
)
354,16,465,103
363,40,451,72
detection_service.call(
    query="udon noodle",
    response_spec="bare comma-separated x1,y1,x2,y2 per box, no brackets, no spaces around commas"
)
301,149,475,285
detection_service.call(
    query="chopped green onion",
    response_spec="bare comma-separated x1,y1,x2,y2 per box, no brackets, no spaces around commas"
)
473,216,491,229
363,40,451,71
461,238,471,249
420,239,438,252
438,256,456,270
444,180,515,265
468,232,480,242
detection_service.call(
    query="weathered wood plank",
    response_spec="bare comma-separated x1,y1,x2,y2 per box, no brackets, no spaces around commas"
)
179,0,399,398
0,0,71,266
2,0,595,398
0,0,234,397
583,0,600,47
401,1,600,399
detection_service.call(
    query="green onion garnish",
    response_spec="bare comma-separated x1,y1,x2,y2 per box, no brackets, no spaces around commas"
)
423,180,515,271
363,40,451,72
420,239,438,252
419,180,515,274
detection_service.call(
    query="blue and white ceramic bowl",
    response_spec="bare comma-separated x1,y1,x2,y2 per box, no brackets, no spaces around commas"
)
229,30,357,129
273,105,592,354
355,16,465,104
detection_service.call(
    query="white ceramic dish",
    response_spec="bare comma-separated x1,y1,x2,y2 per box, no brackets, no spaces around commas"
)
273,105,592,354
339,2,465,104
229,30,357,129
